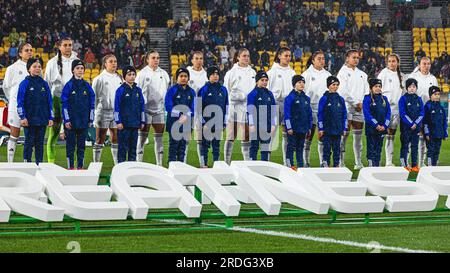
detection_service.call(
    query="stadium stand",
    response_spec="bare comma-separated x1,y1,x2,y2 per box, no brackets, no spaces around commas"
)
168,0,394,80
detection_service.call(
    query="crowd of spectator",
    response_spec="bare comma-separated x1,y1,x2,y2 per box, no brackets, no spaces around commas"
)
0,0,169,70
169,0,394,77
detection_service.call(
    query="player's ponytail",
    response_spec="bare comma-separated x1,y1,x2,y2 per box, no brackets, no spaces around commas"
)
387,53,403,89
56,37,72,77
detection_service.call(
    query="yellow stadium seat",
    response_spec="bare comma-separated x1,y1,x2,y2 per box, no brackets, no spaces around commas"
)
127,19,135,28
442,84,449,93
139,19,147,28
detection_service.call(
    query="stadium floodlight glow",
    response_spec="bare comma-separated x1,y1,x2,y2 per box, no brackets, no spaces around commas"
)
0,162,449,222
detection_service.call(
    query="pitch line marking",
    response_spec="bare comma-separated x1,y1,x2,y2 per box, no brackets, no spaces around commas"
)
158,219,441,253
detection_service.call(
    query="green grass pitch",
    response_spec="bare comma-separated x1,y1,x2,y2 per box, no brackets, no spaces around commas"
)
0,129,449,253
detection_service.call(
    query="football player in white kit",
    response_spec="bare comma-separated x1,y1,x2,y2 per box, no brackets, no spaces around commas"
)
301,50,332,167
92,54,123,164
187,51,208,166
407,56,438,167
44,37,79,163
267,47,296,163
135,50,171,166
377,53,404,166
3,43,33,162
223,48,256,164
337,49,370,170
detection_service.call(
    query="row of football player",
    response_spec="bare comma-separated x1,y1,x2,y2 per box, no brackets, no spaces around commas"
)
1,40,445,169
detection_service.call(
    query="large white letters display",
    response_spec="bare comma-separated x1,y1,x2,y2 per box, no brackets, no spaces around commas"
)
416,166,450,209
297,168,386,213
357,167,439,212
0,162,447,222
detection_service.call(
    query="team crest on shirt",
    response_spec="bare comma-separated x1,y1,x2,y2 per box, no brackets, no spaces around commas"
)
190,80,194,84
389,79,392,83
30,87,34,91
136,93,139,98
258,98,263,101
72,90,76,95
432,110,436,113
295,100,300,104
41,87,45,92
208,93,212,96
407,103,411,106
83,90,87,95
277,75,282,78
347,73,351,77
146,77,150,82
19,71,23,75
105,82,109,85
126,93,130,97
238,76,242,80
311,77,315,81
176,95,181,98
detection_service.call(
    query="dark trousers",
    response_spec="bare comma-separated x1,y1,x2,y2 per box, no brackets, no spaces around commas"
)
286,132,306,167
23,126,46,164
426,138,443,166
322,134,341,167
366,134,384,167
400,130,419,167
118,127,138,163
65,128,88,169
250,138,271,161
201,139,221,166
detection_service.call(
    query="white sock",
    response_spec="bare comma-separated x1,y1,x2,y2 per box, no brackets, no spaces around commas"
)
340,133,349,167
303,140,312,166
197,141,205,167
137,131,148,162
183,144,189,163
419,136,426,167
154,133,164,166
93,143,104,162
385,135,395,166
282,132,288,165
318,140,324,166
7,136,18,163
224,140,234,164
111,143,118,165
241,141,251,161
353,129,363,166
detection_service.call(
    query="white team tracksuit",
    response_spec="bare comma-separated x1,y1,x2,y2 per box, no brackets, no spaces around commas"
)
302,65,332,166
3,59,28,162
135,65,171,166
337,64,370,169
223,63,256,163
187,66,208,165
267,62,295,164
378,67,404,166
91,70,123,164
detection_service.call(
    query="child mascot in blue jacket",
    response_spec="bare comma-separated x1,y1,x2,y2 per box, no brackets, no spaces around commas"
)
61,60,95,169
284,75,312,169
399,78,424,172
362,78,391,167
114,66,145,163
165,68,196,163
198,66,229,167
247,70,277,161
17,58,54,164
423,86,448,166
318,76,348,167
